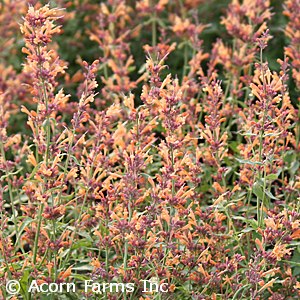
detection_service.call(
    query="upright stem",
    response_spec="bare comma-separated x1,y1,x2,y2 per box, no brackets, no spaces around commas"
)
60,189,89,270
122,198,132,300
37,45,51,165
123,201,132,271
32,203,44,265
256,47,268,226
32,45,52,264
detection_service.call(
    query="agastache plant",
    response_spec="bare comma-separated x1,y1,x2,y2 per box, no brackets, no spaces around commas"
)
0,1,299,300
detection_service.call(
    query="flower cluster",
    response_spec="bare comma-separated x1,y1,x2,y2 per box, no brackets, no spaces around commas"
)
0,1,299,300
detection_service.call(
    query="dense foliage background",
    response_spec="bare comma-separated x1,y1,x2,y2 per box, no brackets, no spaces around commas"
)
0,0,299,299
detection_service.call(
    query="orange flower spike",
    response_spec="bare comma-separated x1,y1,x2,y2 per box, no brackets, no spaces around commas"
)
46,262,54,275
59,266,72,280
255,238,264,252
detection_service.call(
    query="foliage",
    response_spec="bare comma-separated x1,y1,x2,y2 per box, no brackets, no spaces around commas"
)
0,1,299,299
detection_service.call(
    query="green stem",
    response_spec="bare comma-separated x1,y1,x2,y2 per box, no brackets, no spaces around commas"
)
37,45,51,166
31,44,52,270
223,208,245,257
256,47,268,226
122,200,132,300
32,202,44,264
260,166,267,225
60,189,89,271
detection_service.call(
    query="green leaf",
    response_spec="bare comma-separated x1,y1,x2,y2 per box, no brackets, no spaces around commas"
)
241,227,255,233
19,269,30,298
72,240,92,250
72,274,90,281
232,216,258,228
72,264,93,271
252,182,264,200
232,284,251,300
291,161,299,175
265,189,277,200
228,141,239,153
0,167,23,180
283,150,295,164
15,217,34,246
236,158,263,166
253,182,277,201
28,162,42,180
263,131,283,137
265,173,278,180
138,63,146,74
